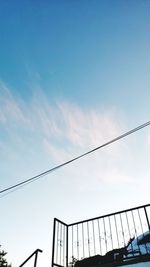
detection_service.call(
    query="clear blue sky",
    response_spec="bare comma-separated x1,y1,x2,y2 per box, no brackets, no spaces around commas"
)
1,1,150,266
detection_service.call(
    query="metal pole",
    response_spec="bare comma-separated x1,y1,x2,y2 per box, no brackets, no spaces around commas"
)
51,218,56,267
66,225,68,267
34,252,38,267
144,207,150,231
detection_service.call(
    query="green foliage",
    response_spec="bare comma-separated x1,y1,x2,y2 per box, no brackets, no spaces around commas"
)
0,246,11,267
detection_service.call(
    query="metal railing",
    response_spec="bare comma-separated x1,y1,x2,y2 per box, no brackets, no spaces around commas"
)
19,249,43,267
51,204,150,267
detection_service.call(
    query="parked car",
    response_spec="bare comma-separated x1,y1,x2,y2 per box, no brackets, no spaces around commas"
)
126,231,150,257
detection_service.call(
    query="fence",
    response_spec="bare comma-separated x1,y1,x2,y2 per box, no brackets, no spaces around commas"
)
51,204,150,267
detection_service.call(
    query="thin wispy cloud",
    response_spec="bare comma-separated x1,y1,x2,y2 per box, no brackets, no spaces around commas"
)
0,81,30,126
0,81,124,148
0,81,133,188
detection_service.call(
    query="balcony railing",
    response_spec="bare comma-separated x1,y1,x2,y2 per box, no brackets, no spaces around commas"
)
51,204,150,267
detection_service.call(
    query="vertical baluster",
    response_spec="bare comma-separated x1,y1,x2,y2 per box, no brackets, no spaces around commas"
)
63,225,65,267
114,215,119,248
87,221,90,257
138,209,144,233
82,223,85,259
109,216,113,250
125,212,134,255
103,218,107,253
138,208,148,254
56,222,59,264
60,223,62,265
144,206,150,232
97,219,102,254
77,224,79,259
92,220,96,255
131,210,140,254
120,213,125,246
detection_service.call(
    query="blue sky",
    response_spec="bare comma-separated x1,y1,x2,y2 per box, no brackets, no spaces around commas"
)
1,1,150,266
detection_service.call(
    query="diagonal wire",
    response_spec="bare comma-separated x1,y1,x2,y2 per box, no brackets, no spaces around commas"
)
0,120,150,197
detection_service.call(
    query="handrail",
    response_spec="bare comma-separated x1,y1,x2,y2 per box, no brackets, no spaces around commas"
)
19,249,43,267
69,203,150,226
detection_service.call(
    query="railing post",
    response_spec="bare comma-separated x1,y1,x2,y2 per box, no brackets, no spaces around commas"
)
66,225,68,267
51,218,56,267
34,251,38,267
144,206,150,231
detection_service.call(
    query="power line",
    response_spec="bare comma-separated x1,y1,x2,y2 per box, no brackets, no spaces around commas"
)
1,120,150,197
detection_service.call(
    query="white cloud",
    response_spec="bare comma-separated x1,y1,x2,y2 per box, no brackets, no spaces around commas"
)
57,101,124,148
0,81,132,188
0,81,30,126
0,81,124,150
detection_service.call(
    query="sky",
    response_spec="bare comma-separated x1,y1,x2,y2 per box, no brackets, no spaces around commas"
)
0,0,150,266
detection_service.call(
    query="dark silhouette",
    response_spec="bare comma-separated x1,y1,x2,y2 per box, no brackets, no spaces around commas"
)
74,255,103,267
104,237,135,263
74,237,136,267
128,237,135,245
104,247,128,263
0,245,11,267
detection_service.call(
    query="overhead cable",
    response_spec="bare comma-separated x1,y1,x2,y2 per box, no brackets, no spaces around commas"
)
1,120,150,196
